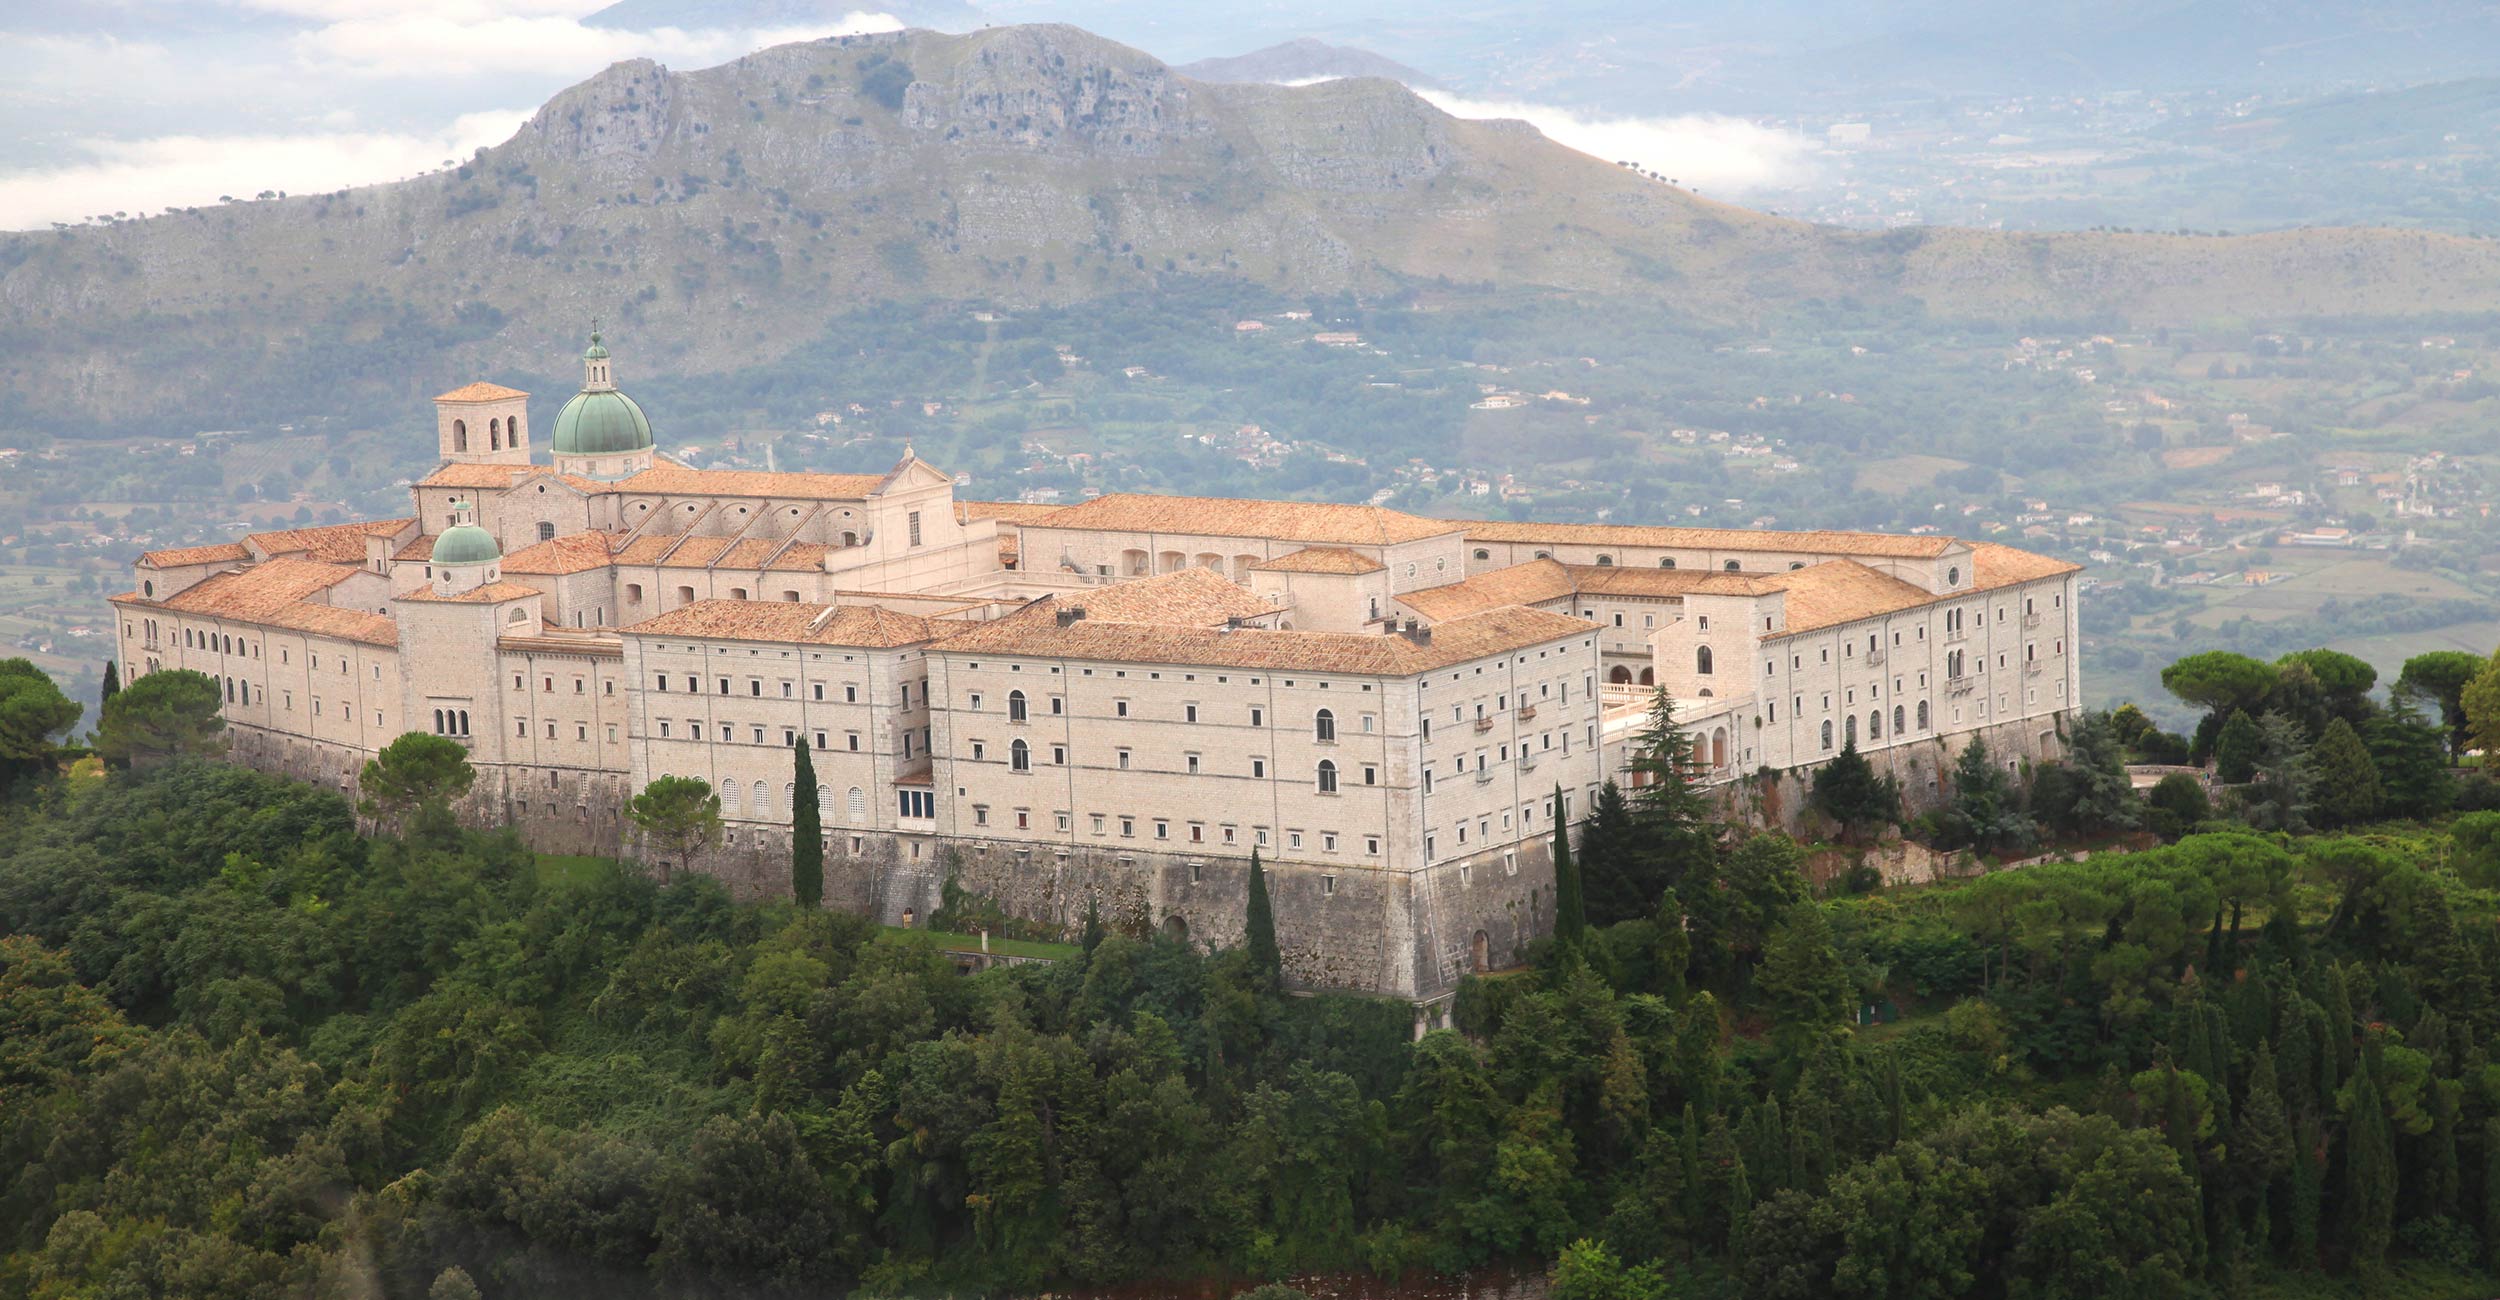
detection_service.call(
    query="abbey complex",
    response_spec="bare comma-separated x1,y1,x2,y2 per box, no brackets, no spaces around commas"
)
111,338,2081,1003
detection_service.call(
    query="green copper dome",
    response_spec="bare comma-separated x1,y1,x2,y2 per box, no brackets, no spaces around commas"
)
433,522,502,566
551,388,652,455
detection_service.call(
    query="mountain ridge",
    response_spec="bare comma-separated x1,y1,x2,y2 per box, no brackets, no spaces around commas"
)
4,22,2499,432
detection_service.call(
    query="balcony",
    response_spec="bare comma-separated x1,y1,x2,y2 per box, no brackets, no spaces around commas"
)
2022,612,2043,629
1945,628,1970,644
1475,767,1495,784
1517,704,1537,721
1864,648,1885,667
1473,716,1495,734
1946,675,1977,697
1520,749,1539,770
2024,660,2045,676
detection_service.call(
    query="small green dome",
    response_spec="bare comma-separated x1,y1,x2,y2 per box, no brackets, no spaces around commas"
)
551,389,652,456
433,522,502,566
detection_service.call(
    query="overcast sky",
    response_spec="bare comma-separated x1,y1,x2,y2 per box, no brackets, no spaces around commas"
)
0,0,1816,231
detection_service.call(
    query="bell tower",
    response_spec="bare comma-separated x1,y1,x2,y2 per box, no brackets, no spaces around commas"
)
434,381,533,467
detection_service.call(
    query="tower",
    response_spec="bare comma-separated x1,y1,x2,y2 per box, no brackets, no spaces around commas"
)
435,381,532,467
550,326,656,480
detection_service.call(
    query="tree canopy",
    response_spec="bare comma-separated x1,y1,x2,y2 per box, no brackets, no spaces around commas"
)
93,667,222,768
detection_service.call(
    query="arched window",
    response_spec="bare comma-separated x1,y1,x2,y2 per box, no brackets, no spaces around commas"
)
1917,701,1930,730
1595,554,1615,567
1723,559,1741,572
816,784,829,811
434,708,444,734
453,419,468,452
1821,720,1834,750
1011,739,1031,772
489,417,502,451
1893,705,1906,735
1696,646,1714,675
847,787,866,822
1473,548,1490,561
1008,690,1028,721
1639,667,1655,686
722,782,740,813
753,780,769,814
1845,715,1858,746
1314,708,1335,742
457,710,469,735
1868,710,1882,740
1609,665,1633,684
1789,561,1805,571
1317,759,1339,793
1659,557,1676,568
537,521,555,542
784,782,796,813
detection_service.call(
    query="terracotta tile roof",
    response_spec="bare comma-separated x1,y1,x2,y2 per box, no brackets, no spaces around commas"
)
1764,561,1937,634
1065,567,1275,628
1029,493,1461,545
659,536,736,568
1463,518,1959,560
246,518,414,564
956,500,1067,525
932,597,1594,675
434,381,529,403
138,542,250,568
398,581,545,605
612,535,674,565
395,534,436,562
621,599,945,648
1396,559,1583,620
418,463,539,489
502,531,628,576
611,464,887,501
768,543,831,573
499,633,623,658
717,538,780,569
1252,546,1387,575
112,557,398,647
1967,542,2084,592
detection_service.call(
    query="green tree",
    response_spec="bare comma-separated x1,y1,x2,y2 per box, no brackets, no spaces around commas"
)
628,775,721,883
2279,648,2376,723
2163,650,2277,722
1245,847,1281,988
2367,697,2455,820
0,658,82,784
2343,1059,2398,1274
2040,711,2139,837
1621,689,1718,899
1577,781,1646,926
2233,1043,2293,1247
2239,712,2316,833
2146,772,2211,840
1945,736,2032,855
428,1266,482,1300
357,731,476,836
2396,649,2482,759
93,666,220,768
1552,786,1586,949
791,738,823,908
2462,649,2500,762
99,658,119,704
2213,709,2262,784
2305,717,2382,829
1809,740,1896,842
1756,907,1853,1053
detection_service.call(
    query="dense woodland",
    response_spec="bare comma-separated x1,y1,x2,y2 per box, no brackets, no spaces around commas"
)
15,650,2500,1298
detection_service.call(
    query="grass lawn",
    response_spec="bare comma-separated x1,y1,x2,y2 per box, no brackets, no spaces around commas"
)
876,926,1080,961
537,854,623,889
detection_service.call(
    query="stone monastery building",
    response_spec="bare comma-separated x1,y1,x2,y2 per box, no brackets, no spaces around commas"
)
112,336,2082,1003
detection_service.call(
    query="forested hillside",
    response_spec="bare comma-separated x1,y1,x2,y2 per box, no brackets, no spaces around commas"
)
14,652,2500,1297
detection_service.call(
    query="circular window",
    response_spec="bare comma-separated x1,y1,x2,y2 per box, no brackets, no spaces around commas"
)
1947,565,1961,587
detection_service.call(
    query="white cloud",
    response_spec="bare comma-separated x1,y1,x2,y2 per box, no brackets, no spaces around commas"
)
0,109,529,231
290,11,902,80
1416,90,1818,196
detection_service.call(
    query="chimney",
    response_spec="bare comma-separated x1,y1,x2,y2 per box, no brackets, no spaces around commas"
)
1055,605,1088,628
1402,622,1433,646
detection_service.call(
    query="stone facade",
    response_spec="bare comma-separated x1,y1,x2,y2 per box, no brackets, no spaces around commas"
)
107,339,2085,1005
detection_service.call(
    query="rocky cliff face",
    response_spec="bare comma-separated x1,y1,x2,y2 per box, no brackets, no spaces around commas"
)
6,21,2500,431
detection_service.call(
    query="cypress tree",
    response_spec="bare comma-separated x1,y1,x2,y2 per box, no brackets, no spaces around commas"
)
2214,708,2262,783
2484,1117,2500,1275
1551,784,1586,948
2234,1043,2292,1254
1080,898,1105,956
100,659,119,703
2306,717,2382,828
2325,965,2359,1085
1676,1103,1704,1238
1244,848,1281,987
2344,1059,2398,1273
2428,1078,2463,1220
790,738,822,908
2290,1113,2325,1269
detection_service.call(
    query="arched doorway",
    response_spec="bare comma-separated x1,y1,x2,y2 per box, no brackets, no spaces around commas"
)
1162,914,1190,945
1638,667,1656,686
1470,930,1491,974
1608,665,1633,684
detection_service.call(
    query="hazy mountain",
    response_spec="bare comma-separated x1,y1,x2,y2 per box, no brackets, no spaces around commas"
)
582,0,988,33
1177,39,1440,89
6,22,2500,433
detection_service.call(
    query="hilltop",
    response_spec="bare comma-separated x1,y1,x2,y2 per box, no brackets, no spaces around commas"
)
1177,38,1441,89
5,22,2500,432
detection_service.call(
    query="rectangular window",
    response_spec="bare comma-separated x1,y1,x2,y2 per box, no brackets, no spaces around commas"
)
907,511,922,546
1252,757,1267,778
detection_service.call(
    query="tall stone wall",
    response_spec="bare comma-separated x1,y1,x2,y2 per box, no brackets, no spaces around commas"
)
1717,710,2071,837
